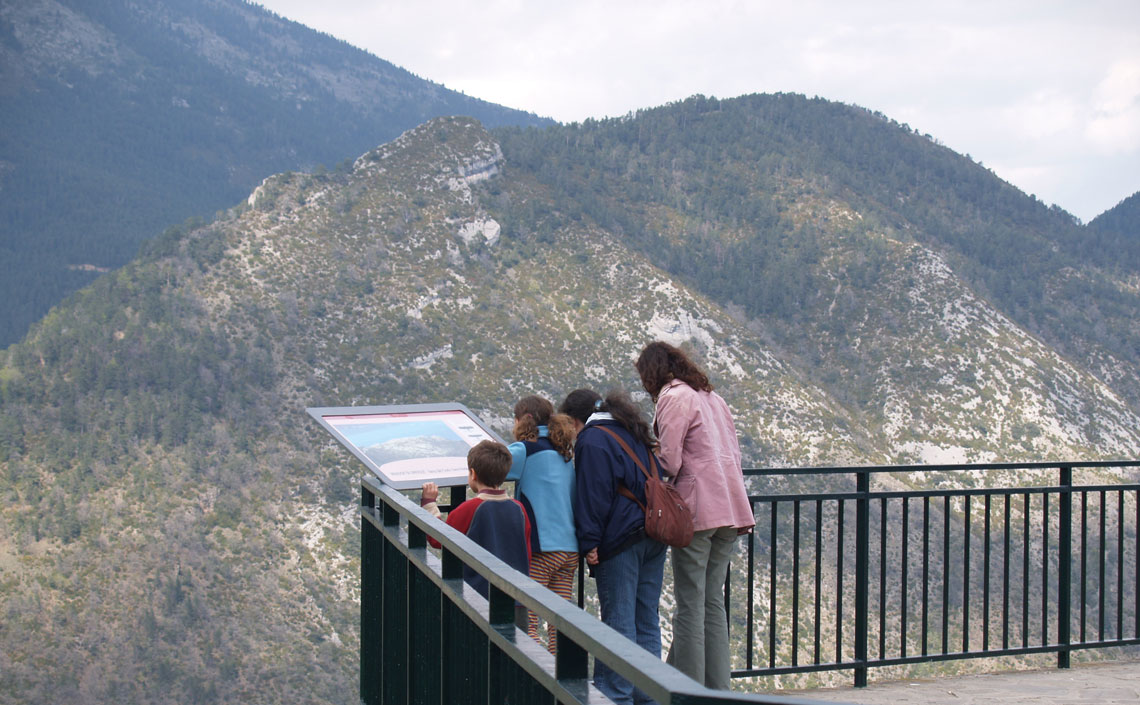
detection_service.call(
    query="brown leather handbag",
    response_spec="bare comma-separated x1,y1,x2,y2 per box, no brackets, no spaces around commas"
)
597,425,694,548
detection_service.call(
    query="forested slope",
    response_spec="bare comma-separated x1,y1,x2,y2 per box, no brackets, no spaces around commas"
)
2,100,1138,703
0,0,551,346
492,94,1140,416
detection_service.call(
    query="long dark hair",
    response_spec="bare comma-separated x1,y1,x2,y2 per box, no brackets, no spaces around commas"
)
513,394,576,460
635,341,712,399
559,388,656,451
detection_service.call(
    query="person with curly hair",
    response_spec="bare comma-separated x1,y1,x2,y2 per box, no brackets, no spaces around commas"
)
635,341,755,690
506,394,579,653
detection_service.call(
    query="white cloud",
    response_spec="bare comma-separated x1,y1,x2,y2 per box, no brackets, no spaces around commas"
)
1087,60,1140,153
1001,91,1080,141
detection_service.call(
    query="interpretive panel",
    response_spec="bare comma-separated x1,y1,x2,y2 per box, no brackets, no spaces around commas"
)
307,403,504,490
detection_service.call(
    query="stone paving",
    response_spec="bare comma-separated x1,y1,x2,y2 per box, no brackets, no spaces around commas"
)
776,660,1140,704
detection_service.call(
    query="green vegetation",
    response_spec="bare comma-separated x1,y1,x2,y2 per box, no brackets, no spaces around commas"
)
1,97,1138,703
0,0,552,347
492,94,1140,413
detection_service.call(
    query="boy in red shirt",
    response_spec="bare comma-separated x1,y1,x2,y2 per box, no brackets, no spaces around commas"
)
422,440,531,597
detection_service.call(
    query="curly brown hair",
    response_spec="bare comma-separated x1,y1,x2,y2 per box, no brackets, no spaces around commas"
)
513,394,576,460
635,341,712,399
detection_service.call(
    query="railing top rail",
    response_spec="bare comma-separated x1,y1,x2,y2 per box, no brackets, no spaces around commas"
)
360,475,825,705
744,459,1140,477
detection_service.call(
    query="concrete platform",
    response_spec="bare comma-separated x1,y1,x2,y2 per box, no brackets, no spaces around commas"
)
781,660,1140,704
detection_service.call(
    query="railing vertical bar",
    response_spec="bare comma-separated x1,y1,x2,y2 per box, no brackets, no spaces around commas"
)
488,584,516,628
555,632,589,681
855,472,870,687
922,497,930,657
814,499,823,665
837,499,845,664
901,498,909,659
1081,490,1088,644
1042,492,1050,646
942,496,950,656
361,487,382,705
769,501,778,669
1117,490,1124,641
747,521,755,670
879,497,888,661
1058,466,1072,669
381,518,408,705
442,548,462,581
577,556,585,609
963,494,971,654
409,563,442,705
880,495,889,657
983,494,991,652
1022,492,1030,649
792,500,801,668
1003,494,1010,650
1099,490,1106,642
1135,487,1139,639
725,552,732,647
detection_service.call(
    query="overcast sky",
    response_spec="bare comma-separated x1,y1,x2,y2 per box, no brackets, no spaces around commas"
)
257,0,1140,223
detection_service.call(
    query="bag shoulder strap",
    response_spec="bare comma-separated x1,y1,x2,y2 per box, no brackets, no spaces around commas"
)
595,424,657,480
595,425,663,512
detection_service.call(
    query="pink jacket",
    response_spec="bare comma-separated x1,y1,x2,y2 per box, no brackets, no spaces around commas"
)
654,379,755,533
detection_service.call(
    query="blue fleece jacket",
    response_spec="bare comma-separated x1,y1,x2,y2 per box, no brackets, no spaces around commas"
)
507,426,577,553
572,417,660,562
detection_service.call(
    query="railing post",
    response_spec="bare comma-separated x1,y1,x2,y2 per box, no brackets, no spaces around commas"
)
380,496,408,705
407,522,441,705
1057,466,1072,669
854,470,870,687
361,484,382,705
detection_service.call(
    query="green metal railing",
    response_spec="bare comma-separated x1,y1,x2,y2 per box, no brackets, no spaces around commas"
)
359,475,831,705
733,461,1140,687
360,460,1140,701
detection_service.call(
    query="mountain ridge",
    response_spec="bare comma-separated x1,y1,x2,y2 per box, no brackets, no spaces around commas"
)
1,100,1138,703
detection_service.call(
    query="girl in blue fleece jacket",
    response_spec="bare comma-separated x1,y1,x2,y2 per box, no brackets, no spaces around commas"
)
507,394,578,653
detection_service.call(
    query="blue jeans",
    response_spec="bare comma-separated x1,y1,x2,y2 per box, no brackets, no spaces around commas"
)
593,536,667,705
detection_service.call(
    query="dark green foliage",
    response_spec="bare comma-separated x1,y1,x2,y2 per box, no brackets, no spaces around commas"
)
0,0,553,347
1085,191,1140,271
0,228,354,704
491,94,1140,410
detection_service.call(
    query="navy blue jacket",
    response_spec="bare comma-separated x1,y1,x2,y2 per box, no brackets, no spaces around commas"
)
573,417,661,562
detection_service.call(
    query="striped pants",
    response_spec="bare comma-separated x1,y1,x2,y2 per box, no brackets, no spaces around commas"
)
528,550,579,653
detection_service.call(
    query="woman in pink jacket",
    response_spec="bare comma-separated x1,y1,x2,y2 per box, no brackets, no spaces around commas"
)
635,341,755,690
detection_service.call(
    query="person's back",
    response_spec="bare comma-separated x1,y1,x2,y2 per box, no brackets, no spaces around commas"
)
421,440,531,598
654,378,752,532
507,399,578,553
507,395,580,652
461,490,531,597
512,434,576,549
561,388,666,705
636,340,754,691
573,416,656,561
